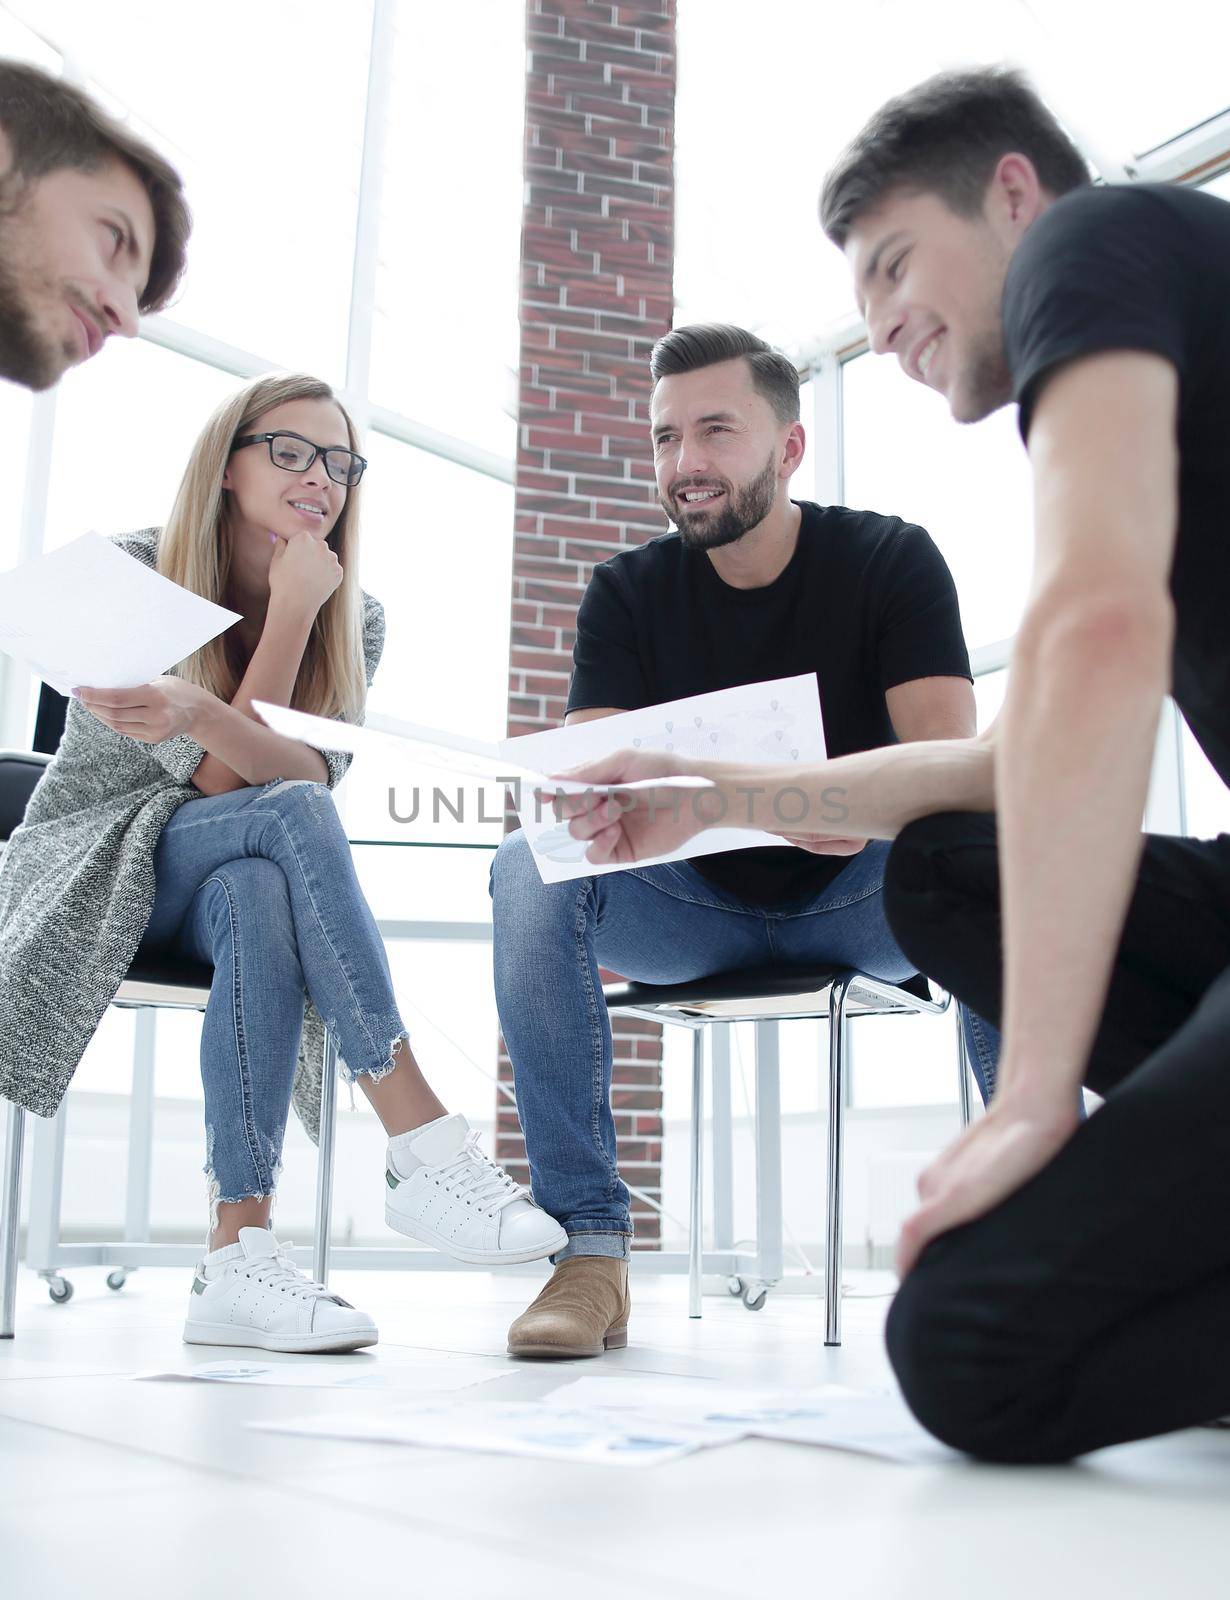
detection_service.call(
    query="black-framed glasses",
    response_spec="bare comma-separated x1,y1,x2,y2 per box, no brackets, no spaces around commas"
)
232,430,368,488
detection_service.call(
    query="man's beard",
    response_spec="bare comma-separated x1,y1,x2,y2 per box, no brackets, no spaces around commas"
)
0,218,71,391
666,451,779,551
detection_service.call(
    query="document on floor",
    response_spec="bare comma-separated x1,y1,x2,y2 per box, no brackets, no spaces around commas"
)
135,1357,509,1393
249,1399,745,1465
0,531,241,694
543,1376,956,1466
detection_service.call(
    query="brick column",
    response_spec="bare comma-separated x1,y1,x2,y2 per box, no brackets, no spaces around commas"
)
496,0,677,1247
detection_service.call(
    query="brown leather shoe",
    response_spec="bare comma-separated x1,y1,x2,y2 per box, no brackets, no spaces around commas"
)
507,1256,630,1358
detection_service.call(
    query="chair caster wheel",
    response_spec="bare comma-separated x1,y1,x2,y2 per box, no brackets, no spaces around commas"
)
741,1283,768,1312
106,1270,129,1292
47,1276,73,1304
727,1276,743,1297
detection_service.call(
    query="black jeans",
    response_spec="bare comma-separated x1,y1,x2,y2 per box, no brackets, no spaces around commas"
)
881,812,1230,1463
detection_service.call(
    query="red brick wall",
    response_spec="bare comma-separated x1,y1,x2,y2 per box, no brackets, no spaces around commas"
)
496,0,677,1247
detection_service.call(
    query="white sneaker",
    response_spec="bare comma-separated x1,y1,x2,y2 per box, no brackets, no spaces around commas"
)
384,1113,567,1266
183,1227,378,1354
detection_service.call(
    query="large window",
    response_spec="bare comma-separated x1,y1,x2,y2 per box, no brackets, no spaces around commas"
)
842,351,1034,650
0,4,522,1141
40,342,239,551
676,0,1230,341
671,0,1230,1125
367,3,523,457
9,0,372,381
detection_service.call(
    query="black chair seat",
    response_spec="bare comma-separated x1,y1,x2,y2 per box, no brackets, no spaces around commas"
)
124,950,215,993
604,965,932,1011
0,750,52,841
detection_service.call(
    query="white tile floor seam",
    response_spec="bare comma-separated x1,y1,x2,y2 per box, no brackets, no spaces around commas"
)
3,1264,1230,1599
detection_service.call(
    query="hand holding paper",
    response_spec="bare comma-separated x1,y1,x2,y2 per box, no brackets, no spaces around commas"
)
253,674,824,885
537,747,721,868
75,673,211,745
506,674,827,882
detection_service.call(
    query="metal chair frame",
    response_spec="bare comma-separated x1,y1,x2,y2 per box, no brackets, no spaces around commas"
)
3,968,973,1345
0,971,340,1337
605,968,972,1345
0,753,975,1346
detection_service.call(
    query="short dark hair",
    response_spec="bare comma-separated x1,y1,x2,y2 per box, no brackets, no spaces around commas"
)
0,58,190,312
820,66,1091,248
649,323,801,423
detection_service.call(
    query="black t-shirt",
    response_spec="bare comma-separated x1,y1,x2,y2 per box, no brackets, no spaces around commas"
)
1003,182,1230,790
567,500,972,905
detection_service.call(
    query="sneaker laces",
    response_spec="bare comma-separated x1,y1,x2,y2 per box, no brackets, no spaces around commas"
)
238,1241,335,1303
432,1132,527,1216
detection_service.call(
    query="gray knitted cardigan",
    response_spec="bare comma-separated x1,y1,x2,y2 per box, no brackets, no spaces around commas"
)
0,528,385,1143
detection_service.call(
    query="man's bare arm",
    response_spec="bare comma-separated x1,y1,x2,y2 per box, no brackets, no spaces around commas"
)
782,675,980,855
885,674,977,743
887,349,1180,1275
993,350,1178,1101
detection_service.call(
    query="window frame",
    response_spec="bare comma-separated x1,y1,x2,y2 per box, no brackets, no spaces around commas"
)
0,0,516,753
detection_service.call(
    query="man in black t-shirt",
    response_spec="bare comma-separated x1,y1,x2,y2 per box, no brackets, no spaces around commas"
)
493,322,996,1359
552,69,1230,1458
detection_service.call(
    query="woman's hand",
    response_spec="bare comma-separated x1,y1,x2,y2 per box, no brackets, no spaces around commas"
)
267,528,342,617
542,748,725,865
896,1085,1081,1277
74,676,212,744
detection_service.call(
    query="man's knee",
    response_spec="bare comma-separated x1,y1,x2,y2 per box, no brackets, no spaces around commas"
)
491,828,533,893
883,812,993,963
490,827,573,916
887,1261,1074,1465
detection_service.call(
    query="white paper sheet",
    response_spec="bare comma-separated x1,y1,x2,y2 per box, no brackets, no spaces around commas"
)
249,1399,741,1465
0,532,241,694
134,1357,506,1393
502,674,826,882
255,674,822,885
252,701,714,799
543,1377,954,1465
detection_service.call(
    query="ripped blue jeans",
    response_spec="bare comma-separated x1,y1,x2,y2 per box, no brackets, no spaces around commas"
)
143,780,408,1216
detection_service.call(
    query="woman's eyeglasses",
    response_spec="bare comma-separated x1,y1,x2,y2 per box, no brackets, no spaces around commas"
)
231,431,367,488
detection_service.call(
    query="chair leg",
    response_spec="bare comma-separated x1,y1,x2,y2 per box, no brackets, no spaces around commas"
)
125,1009,157,1247
312,1032,339,1287
688,1027,705,1319
753,1019,784,1291
710,1023,734,1254
26,1103,66,1272
1,1102,25,1339
956,1005,973,1128
825,977,852,1347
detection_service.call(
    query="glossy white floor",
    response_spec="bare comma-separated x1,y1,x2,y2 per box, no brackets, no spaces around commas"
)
3,1260,1229,1599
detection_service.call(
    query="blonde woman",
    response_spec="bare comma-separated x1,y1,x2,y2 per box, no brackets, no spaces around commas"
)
0,373,563,1353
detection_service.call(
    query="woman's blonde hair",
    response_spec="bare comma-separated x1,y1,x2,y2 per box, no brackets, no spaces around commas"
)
158,373,367,722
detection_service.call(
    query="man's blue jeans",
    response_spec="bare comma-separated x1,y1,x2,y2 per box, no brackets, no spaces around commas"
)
143,780,409,1217
491,830,1000,1259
